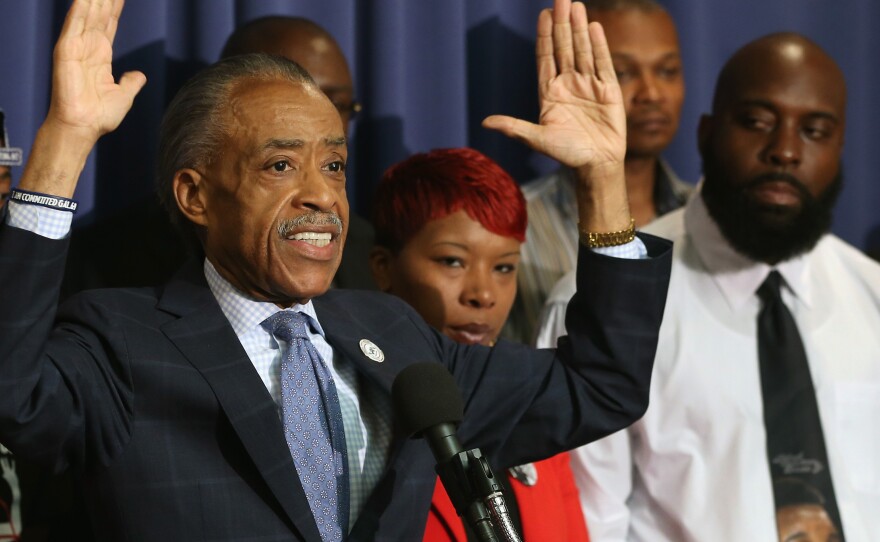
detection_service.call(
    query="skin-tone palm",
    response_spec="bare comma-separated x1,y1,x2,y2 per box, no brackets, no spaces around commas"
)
484,0,630,233
484,0,626,171
50,0,145,139
19,0,145,198
21,0,630,250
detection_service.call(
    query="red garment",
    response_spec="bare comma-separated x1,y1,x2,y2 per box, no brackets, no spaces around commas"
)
423,452,590,541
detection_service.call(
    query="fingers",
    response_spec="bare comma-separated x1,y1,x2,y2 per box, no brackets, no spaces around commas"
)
85,0,111,34
536,9,556,86
551,0,574,74
571,2,594,76
482,115,542,150
56,0,118,61
547,0,605,81
98,70,147,134
589,22,617,83
118,70,147,101
106,0,125,44
59,0,88,44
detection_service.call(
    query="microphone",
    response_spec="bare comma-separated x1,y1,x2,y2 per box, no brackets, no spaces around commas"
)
392,362,521,542
392,362,464,462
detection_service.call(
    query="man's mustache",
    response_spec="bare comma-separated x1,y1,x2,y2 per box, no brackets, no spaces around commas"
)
277,212,344,238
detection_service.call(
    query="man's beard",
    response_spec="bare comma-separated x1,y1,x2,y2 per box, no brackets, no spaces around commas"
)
701,154,842,264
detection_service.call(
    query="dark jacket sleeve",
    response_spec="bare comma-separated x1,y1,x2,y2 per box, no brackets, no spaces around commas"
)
447,233,672,469
0,224,133,473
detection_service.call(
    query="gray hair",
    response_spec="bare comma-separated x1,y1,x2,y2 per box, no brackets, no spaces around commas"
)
156,53,316,237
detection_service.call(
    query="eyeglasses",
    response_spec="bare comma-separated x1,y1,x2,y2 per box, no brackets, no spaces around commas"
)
334,100,362,121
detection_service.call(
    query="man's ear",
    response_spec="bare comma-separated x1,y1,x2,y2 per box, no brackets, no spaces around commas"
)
173,168,208,227
697,114,713,158
369,246,395,292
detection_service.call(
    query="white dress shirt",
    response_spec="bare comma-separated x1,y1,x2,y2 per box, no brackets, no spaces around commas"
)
536,192,880,541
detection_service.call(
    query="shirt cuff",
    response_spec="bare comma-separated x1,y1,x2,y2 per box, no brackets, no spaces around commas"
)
590,237,647,260
5,200,73,240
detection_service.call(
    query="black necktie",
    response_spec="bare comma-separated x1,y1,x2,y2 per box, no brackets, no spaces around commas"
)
757,271,844,539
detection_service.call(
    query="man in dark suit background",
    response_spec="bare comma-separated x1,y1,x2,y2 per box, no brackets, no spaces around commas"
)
0,0,671,540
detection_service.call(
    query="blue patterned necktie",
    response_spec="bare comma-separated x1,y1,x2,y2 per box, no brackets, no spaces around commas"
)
262,311,349,542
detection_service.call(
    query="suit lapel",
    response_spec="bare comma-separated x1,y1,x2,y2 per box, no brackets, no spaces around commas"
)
154,283,435,539
312,292,407,394
157,262,323,542
314,292,441,538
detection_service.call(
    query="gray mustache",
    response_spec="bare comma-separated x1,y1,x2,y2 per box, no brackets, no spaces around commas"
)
277,212,343,238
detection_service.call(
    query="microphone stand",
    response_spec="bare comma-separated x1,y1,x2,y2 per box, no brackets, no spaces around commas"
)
435,448,522,542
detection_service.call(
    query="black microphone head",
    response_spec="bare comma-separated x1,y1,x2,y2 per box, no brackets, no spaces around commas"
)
392,362,464,437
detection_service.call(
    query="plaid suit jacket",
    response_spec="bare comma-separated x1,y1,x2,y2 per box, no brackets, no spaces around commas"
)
0,224,671,541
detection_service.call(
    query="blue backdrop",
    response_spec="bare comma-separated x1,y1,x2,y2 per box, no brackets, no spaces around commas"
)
1,0,878,249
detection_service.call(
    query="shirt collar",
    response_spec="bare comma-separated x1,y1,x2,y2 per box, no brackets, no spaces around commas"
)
685,181,811,311
654,158,690,215
203,259,325,338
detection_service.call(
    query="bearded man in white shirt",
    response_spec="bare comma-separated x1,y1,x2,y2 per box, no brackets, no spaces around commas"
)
537,32,880,541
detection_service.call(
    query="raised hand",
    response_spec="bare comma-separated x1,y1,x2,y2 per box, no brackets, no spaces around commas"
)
49,0,146,141
483,0,625,172
19,0,145,198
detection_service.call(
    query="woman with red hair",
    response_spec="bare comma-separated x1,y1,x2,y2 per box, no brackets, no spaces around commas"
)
370,147,589,541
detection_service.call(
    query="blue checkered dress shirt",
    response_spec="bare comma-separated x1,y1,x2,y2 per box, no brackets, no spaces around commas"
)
6,201,392,530
203,261,392,528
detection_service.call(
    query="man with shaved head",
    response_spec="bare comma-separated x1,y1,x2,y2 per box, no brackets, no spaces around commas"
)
548,33,880,540
221,16,374,290
221,17,360,133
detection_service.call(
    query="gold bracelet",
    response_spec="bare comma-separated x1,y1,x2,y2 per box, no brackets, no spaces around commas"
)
578,218,636,248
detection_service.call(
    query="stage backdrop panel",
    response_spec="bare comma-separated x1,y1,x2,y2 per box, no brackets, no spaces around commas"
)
0,0,877,251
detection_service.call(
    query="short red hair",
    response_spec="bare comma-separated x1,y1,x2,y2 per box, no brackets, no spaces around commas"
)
372,147,527,251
